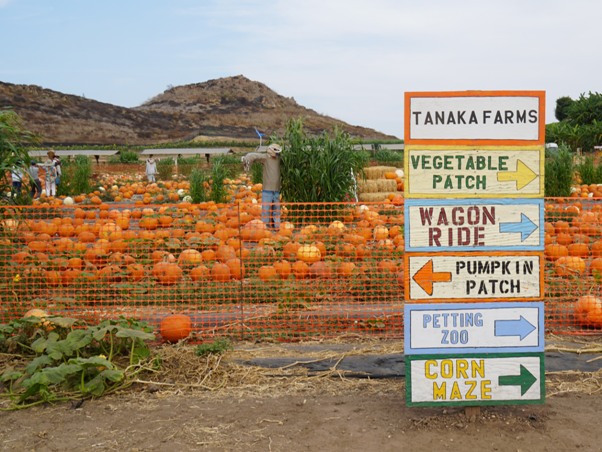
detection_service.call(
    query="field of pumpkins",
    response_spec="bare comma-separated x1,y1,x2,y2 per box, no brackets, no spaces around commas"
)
1,163,602,342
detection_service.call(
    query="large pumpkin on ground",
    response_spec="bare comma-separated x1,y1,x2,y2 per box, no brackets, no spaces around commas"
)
160,314,193,342
574,295,602,327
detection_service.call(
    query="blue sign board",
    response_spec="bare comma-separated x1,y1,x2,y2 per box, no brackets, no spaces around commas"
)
404,302,544,355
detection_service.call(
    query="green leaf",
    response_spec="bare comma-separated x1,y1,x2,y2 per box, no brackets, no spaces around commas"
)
25,355,53,375
100,368,124,383
82,374,105,397
1,369,23,382
65,329,93,350
19,382,46,402
115,328,155,341
68,356,114,369
92,325,119,341
45,316,80,329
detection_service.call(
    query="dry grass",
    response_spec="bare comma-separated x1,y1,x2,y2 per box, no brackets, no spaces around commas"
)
132,336,602,400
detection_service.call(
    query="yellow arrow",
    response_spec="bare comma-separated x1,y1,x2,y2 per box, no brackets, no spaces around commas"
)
497,160,538,190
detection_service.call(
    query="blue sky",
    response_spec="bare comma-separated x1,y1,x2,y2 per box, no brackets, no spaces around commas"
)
1,0,601,138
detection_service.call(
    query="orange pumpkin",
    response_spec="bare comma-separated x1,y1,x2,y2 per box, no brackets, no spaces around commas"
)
545,244,569,261
292,260,310,279
126,263,145,282
225,258,245,280
190,265,210,282
574,295,602,327
554,256,586,277
258,265,278,281
337,261,356,277
274,260,292,279
211,263,231,282
178,249,203,269
153,261,183,285
160,314,193,343
373,225,389,240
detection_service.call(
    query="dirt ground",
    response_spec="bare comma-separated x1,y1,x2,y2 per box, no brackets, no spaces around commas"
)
1,339,601,452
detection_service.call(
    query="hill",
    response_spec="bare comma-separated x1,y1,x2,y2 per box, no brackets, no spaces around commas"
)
0,75,396,145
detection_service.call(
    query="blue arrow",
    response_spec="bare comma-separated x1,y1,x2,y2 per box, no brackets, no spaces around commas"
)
494,316,536,341
499,213,538,241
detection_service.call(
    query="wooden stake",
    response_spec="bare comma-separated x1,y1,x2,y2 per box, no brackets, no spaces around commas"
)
465,406,481,421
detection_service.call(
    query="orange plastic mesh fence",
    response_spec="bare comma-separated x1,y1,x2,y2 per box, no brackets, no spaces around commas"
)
0,199,600,341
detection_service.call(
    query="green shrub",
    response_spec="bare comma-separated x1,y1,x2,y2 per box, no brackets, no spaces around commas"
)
576,155,597,185
157,158,174,181
58,155,92,196
250,161,263,184
280,118,368,202
374,149,403,165
195,338,232,357
119,150,139,163
545,143,574,197
209,157,236,203
189,169,209,203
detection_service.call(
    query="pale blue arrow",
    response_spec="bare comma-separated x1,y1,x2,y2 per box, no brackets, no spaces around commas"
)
499,213,538,241
494,316,536,341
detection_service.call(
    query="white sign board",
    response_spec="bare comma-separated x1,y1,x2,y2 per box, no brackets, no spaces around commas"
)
405,199,544,252
404,302,544,354
405,91,545,144
406,354,545,406
405,252,543,302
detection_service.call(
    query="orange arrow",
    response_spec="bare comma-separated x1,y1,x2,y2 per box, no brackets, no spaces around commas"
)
412,259,452,296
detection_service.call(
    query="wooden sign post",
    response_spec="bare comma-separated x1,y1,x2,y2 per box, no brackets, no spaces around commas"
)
403,90,546,412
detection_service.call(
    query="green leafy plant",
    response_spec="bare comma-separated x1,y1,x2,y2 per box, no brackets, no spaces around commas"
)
157,158,174,181
545,143,574,197
58,155,92,196
209,156,236,203
195,338,232,357
0,316,156,410
279,118,368,203
576,155,597,185
373,149,403,165
0,109,37,205
189,168,209,203
119,150,140,163
250,161,263,184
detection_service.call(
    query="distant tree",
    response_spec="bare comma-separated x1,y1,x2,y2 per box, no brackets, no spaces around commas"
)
565,92,602,125
555,96,573,121
0,109,37,204
547,92,602,152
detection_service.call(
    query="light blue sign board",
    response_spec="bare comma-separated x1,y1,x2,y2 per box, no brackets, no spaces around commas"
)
404,302,544,355
404,198,544,252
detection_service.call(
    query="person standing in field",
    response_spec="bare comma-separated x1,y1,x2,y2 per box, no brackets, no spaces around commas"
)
29,161,41,198
146,155,157,182
10,163,23,198
42,153,59,197
47,151,61,188
241,143,282,230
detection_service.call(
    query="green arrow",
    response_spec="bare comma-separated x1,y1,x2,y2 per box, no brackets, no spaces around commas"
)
498,364,537,396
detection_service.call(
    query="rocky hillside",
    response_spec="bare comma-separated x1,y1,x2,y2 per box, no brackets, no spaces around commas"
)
0,75,396,145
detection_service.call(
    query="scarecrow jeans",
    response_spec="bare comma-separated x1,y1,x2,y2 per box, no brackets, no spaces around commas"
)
261,190,281,230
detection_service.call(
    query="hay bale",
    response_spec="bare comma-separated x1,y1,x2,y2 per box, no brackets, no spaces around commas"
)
359,192,394,202
363,166,399,180
357,180,379,193
375,179,397,192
